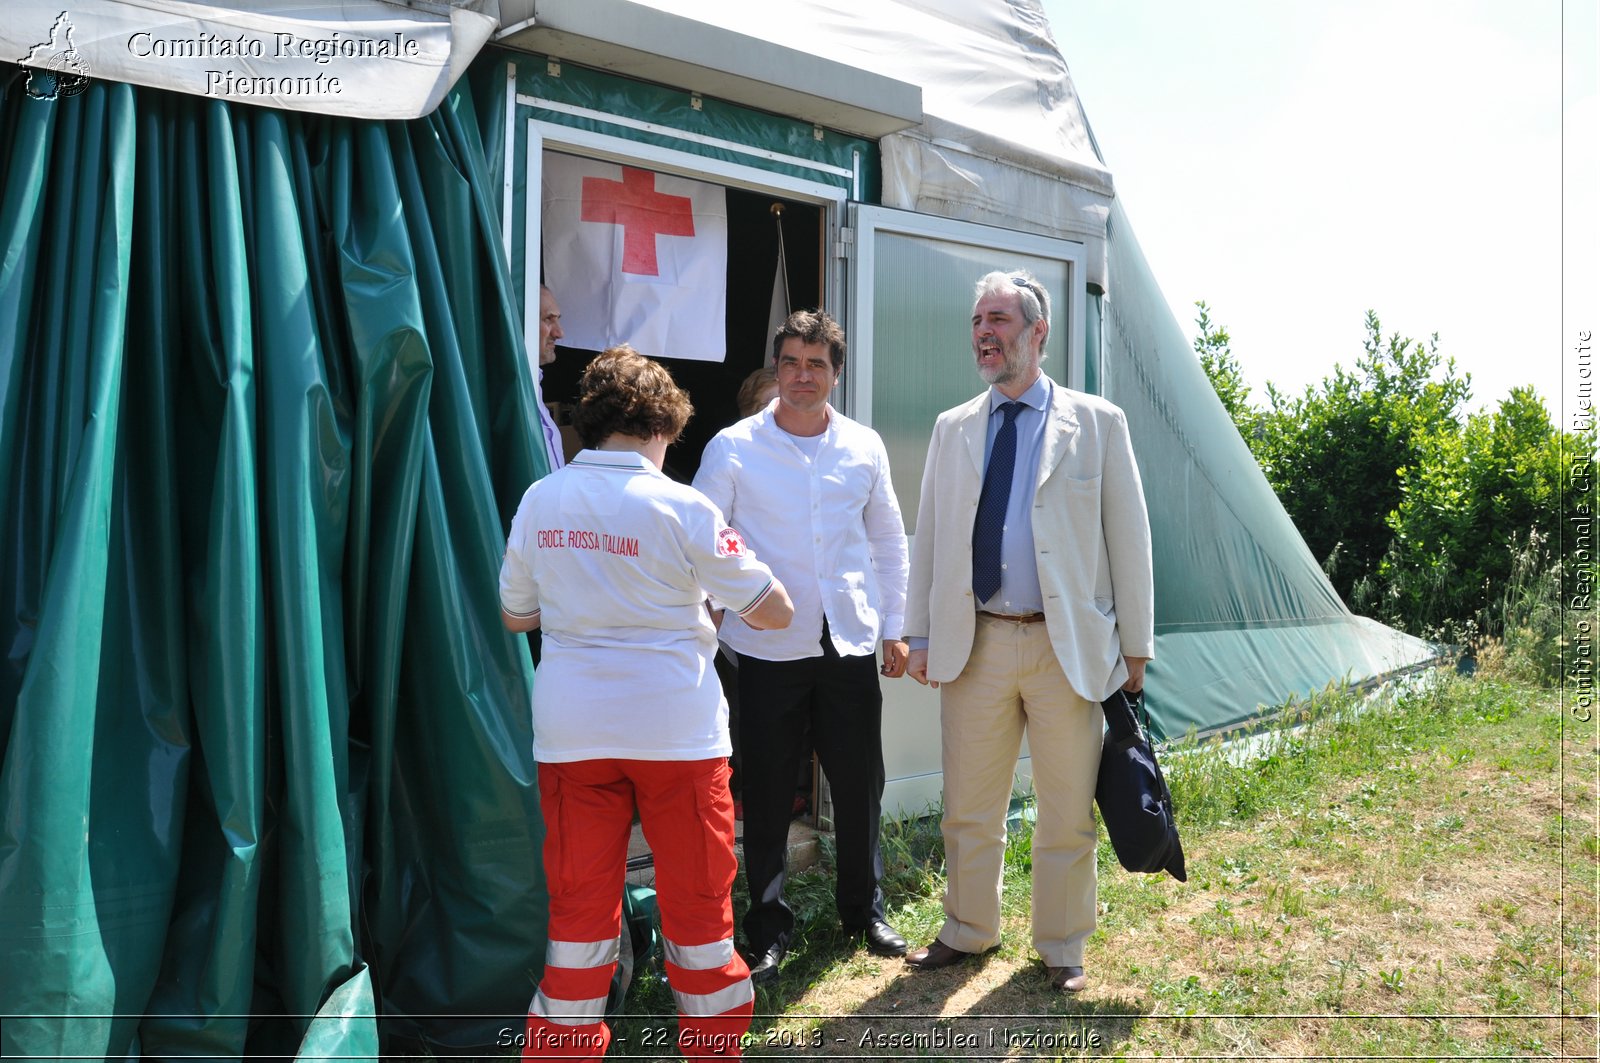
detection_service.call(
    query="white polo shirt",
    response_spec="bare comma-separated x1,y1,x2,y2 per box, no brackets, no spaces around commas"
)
500,449,778,763
694,401,908,661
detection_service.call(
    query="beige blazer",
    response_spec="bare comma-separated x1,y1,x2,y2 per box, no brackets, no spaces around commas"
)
905,378,1155,701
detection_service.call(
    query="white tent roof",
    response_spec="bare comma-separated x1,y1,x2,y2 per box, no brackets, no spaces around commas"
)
588,0,1109,191
500,0,1115,283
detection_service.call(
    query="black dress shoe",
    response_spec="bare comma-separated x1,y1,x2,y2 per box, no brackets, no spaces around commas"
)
746,942,785,985
903,939,976,970
856,919,908,957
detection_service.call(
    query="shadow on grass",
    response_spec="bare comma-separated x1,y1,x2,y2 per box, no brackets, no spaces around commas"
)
963,966,1149,1057
748,950,1151,1058
770,948,1001,1058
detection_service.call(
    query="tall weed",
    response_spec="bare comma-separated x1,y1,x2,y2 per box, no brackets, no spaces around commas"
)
1478,530,1565,686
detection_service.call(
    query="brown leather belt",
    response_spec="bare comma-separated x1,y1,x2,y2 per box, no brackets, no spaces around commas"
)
979,611,1046,624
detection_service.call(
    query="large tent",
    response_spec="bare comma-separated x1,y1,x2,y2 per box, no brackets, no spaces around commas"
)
0,0,1436,1056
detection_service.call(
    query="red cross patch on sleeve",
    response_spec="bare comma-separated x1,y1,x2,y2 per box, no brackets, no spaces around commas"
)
716,527,747,558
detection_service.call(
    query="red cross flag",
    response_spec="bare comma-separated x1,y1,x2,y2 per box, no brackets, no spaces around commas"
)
542,155,728,362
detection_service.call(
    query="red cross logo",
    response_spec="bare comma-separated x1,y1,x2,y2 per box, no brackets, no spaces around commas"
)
580,167,696,277
716,527,747,557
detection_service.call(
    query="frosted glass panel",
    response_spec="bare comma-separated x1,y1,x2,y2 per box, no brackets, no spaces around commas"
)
867,233,1070,532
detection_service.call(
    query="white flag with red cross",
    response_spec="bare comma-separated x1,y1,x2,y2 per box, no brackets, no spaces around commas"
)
542,155,728,363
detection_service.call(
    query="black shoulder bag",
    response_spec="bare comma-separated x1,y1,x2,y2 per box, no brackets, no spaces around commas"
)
1095,689,1187,882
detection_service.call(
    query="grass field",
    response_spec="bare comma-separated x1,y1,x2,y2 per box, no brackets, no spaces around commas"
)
606,666,1599,1060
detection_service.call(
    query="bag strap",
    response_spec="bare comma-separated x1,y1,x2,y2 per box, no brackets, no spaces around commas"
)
1132,691,1152,739
1101,689,1142,745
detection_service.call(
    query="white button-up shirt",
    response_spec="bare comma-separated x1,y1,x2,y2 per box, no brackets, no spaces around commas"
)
695,401,908,661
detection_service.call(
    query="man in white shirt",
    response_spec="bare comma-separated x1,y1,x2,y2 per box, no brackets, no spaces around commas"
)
694,310,911,985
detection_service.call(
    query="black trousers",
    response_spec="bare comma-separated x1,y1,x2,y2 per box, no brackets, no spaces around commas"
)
736,638,886,954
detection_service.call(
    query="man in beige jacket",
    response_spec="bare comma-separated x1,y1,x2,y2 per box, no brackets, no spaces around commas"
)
904,269,1154,993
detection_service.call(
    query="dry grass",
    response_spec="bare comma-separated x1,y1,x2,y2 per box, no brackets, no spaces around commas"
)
602,672,1598,1060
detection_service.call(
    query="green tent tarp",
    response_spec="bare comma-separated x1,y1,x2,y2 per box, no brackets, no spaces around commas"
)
0,69,550,1059
1102,199,1439,739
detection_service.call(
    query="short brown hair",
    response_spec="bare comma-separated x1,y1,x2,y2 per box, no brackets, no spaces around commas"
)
736,366,778,417
771,308,845,371
572,345,693,448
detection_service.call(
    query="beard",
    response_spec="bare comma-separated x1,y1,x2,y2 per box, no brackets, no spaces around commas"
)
975,336,1030,386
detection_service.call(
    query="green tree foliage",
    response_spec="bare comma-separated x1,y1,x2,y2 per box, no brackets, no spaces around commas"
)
1192,301,1256,435
1376,387,1570,632
1195,305,1584,643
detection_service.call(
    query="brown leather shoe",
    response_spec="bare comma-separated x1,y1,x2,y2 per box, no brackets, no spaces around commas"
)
904,939,975,970
1047,965,1088,992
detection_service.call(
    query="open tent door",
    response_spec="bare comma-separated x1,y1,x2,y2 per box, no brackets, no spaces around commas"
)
846,204,1089,816
519,133,840,479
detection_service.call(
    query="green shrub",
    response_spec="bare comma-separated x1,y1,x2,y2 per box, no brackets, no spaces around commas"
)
1196,303,1591,646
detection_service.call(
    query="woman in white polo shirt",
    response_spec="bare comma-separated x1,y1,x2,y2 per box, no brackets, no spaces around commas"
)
500,346,793,1062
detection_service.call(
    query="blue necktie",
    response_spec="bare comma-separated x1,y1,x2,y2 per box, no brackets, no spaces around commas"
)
972,401,1023,604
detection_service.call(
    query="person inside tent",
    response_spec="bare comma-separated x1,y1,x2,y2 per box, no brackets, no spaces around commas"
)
534,283,568,468
735,365,778,417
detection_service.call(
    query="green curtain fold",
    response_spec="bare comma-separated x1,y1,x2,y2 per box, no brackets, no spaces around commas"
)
1,65,551,1060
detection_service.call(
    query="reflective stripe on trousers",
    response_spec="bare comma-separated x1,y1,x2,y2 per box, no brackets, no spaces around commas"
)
525,758,752,1061
664,933,754,1015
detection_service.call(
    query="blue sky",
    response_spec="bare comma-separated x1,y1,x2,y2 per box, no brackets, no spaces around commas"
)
1039,0,1595,420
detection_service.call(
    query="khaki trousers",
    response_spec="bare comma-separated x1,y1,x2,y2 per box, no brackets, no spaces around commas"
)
936,614,1103,966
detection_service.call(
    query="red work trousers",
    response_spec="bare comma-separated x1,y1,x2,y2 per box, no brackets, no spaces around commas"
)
523,757,752,1061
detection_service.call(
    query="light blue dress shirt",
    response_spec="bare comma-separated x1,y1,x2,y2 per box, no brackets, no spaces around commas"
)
535,368,565,471
908,373,1054,652
978,373,1050,614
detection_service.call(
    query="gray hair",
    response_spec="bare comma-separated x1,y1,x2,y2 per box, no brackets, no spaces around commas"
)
973,270,1051,347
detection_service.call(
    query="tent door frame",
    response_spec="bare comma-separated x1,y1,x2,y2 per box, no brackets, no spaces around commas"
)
515,113,851,396
844,203,1089,818
845,203,1088,425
